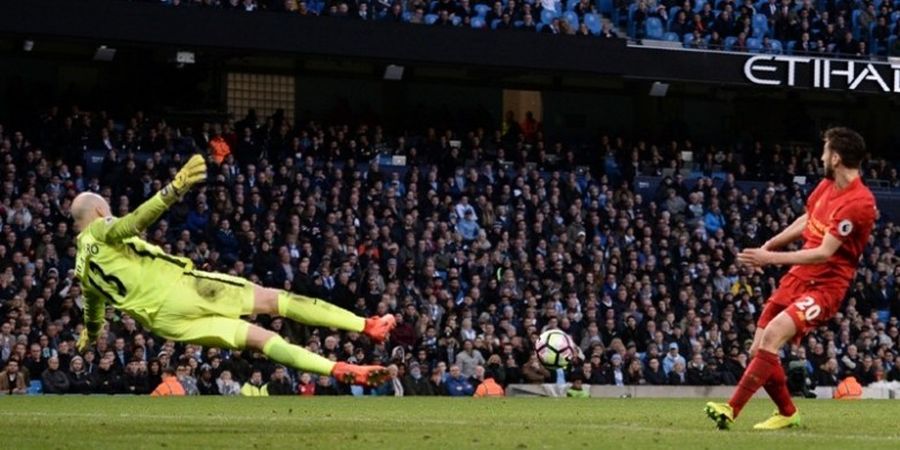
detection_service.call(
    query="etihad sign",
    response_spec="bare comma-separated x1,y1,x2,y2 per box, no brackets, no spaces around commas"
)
743,55,900,93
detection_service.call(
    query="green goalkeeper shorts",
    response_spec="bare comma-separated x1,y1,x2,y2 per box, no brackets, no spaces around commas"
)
150,270,256,349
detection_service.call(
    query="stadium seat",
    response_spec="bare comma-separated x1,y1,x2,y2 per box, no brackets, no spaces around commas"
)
474,4,490,17
562,11,579,29
491,18,502,29
663,32,680,42
852,10,863,39
785,40,797,55
425,14,438,25
566,0,580,11
584,13,602,34
27,380,42,395
540,9,558,25
452,16,462,26
645,17,664,39
770,39,783,54
724,36,738,50
668,6,681,29
747,37,761,52
471,16,486,28
683,33,694,46
597,0,614,16
752,13,768,38
402,11,412,22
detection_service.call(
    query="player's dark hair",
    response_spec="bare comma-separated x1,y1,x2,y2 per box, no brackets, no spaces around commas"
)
823,127,866,169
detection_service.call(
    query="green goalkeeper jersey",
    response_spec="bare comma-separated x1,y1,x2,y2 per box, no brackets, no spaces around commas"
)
74,192,192,338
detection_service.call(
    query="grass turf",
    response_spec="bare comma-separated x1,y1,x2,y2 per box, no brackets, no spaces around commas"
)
1,396,898,449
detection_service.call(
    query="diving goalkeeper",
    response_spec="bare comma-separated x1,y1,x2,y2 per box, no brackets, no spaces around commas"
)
73,155,395,386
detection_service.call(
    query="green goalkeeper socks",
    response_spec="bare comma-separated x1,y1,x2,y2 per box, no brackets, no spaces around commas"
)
276,292,365,332
262,335,335,376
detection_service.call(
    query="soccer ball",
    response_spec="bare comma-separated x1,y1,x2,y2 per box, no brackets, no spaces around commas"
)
535,329,577,369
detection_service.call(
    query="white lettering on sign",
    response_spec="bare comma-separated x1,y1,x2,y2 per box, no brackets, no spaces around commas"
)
743,56,900,93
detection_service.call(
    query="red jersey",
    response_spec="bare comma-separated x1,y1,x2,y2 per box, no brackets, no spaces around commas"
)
787,177,877,289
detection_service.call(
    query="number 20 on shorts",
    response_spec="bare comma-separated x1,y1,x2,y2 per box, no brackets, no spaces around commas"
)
795,297,821,322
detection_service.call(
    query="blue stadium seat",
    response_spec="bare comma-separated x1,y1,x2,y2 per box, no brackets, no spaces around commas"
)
683,33,694,46
474,4,490,17
491,18,502,29
645,17,664,39
562,11,579,29
747,37,762,52
785,40,797,55
724,36,738,50
584,13,602,34
770,39,783,54
852,9,863,39
663,32,680,41
540,9,559,25
566,0,580,11
752,14,768,37
452,16,462,26
597,0,614,16
425,14,438,25
668,6,681,29
27,380,42,395
513,20,524,28
892,11,900,23
694,0,706,12
402,11,412,22
471,16,486,28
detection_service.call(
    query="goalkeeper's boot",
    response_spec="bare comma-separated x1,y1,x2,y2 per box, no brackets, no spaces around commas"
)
331,362,390,387
704,402,735,430
753,410,801,430
363,315,396,343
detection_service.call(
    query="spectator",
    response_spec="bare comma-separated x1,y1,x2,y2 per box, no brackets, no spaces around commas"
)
41,356,70,394
455,340,485,378
644,358,666,385
402,362,433,395
216,370,241,396
522,355,551,383
151,368,186,396
297,372,316,395
197,364,220,395
663,343,686,375
314,375,338,396
473,369,505,397
241,369,269,396
67,356,94,394
266,365,294,395
374,364,403,396
93,357,125,394
566,376,590,397
0,359,28,395
176,363,199,395
445,364,474,396
668,362,688,385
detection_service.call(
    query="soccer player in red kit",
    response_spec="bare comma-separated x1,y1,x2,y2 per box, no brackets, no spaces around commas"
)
705,127,877,430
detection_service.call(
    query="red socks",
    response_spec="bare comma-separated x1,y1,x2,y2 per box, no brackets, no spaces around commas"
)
728,349,795,418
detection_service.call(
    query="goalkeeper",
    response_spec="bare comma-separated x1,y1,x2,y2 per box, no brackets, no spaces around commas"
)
73,155,395,386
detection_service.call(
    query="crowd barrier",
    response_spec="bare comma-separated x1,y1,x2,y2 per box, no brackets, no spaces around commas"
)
505,383,900,399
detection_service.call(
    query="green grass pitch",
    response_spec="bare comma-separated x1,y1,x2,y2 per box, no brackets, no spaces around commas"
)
1,397,898,449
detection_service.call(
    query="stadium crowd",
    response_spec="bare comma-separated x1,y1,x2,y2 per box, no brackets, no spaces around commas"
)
134,0,900,57
0,105,898,398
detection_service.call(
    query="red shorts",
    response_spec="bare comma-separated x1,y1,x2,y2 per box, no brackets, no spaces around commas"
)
757,274,846,344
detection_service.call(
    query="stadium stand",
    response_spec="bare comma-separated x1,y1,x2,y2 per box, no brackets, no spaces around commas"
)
0,105,897,396
136,0,900,59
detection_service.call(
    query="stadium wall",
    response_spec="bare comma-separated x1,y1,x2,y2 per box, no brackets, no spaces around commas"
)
505,384,900,400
